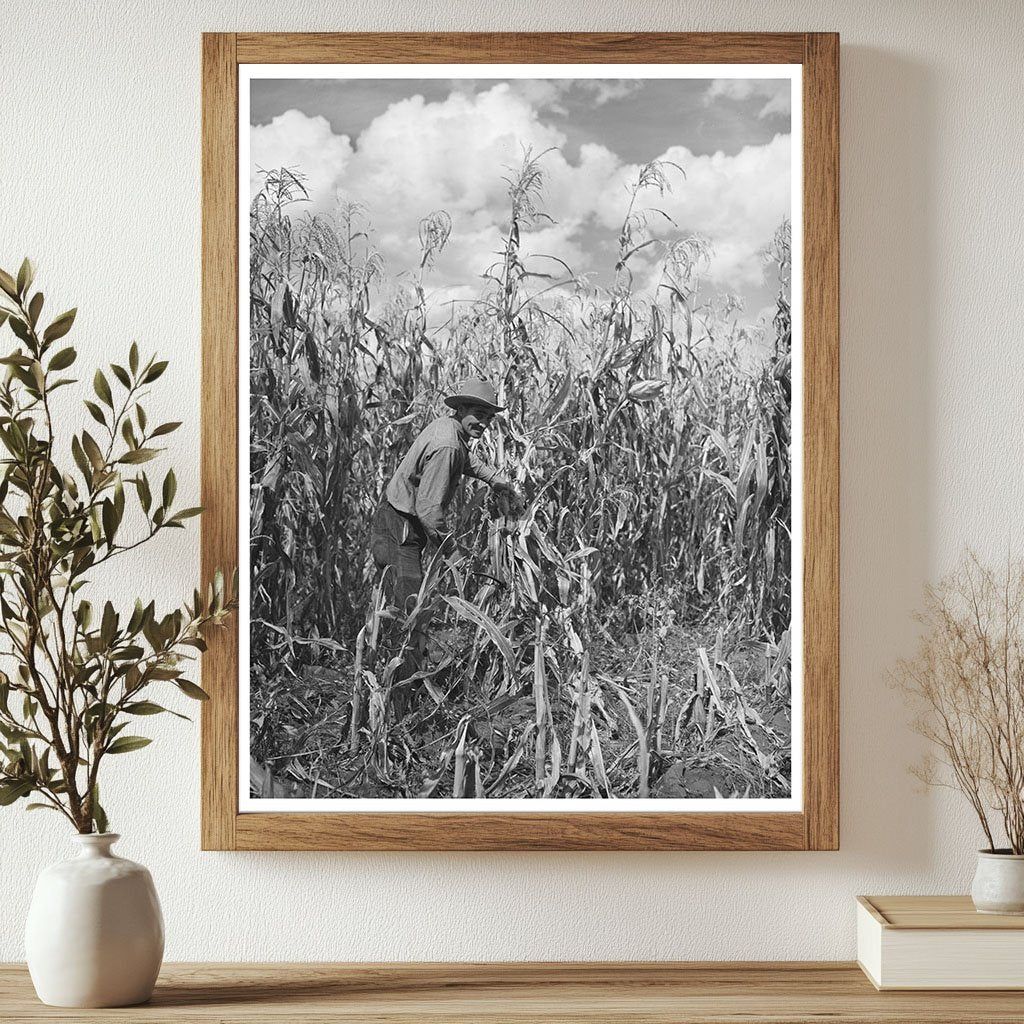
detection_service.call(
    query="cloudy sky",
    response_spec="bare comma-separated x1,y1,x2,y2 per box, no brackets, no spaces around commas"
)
249,74,793,328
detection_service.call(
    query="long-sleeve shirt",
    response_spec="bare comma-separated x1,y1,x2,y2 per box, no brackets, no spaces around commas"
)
385,415,502,543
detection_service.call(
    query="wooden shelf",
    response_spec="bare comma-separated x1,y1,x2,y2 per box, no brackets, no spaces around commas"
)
3,962,1024,1022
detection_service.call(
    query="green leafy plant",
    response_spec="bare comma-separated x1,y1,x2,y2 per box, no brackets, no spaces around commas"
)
0,259,235,833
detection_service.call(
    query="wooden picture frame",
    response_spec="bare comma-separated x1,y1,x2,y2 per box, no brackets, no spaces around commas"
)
201,32,838,851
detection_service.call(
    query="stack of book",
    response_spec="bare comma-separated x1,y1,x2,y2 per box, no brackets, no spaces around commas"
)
857,895,1024,990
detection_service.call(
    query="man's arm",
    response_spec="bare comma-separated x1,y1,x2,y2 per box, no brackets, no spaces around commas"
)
467,451,523,497
466,453,525,516
465,450,501,485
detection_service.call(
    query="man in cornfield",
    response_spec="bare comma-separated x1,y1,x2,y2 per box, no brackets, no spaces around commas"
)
369,378,520,702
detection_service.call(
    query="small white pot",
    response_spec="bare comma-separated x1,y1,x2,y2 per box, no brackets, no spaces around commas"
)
971,849,1024,915
25,833,164,1007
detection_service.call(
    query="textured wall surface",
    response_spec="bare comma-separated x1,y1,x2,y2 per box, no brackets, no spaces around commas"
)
1,0,1022,961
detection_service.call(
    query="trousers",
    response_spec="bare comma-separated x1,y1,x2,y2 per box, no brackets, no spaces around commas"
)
369,501,427,614
368,501,430,714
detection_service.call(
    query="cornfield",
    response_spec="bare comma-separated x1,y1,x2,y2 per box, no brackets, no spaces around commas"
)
248,150,792,800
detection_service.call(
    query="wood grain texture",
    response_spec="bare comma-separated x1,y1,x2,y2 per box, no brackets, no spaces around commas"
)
234,810,805,852
200,32,239,852
200,32,840,851
863,895,1024,930
236,32,807,64
801,33,841,852
3,962,1023,1023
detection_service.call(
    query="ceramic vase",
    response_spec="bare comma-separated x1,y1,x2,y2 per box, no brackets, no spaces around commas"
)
971,849,1024,914
25,833,164,1007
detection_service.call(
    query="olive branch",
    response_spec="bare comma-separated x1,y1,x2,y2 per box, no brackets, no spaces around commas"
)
0,259,235,833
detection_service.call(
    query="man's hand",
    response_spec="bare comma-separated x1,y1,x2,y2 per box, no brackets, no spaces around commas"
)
492,478,526,516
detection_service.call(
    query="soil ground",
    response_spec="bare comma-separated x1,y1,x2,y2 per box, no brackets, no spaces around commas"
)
250,623,791,801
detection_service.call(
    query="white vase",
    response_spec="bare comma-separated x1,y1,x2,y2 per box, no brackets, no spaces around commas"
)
971,849,1024,914
24,833,164,1007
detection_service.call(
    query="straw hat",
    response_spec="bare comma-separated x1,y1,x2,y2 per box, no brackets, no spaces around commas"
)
443,378,505,412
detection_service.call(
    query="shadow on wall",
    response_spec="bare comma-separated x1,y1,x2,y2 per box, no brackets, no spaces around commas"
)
839,46,936,869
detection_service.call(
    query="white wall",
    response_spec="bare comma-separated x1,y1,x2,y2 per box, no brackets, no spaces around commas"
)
1,0,1022,961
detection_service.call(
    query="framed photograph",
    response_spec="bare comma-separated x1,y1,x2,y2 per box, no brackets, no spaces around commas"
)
201,32,838,850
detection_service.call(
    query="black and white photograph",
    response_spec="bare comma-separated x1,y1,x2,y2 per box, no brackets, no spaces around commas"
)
242,64,801,808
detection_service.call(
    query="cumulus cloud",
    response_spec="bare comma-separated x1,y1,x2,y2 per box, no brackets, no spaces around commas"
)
501,78,569,114
450,78,644,117
574,79,644,106
705,78,791,119
249,83,791,309
250,109,353,202
352,85,566,217
588,135,791,292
